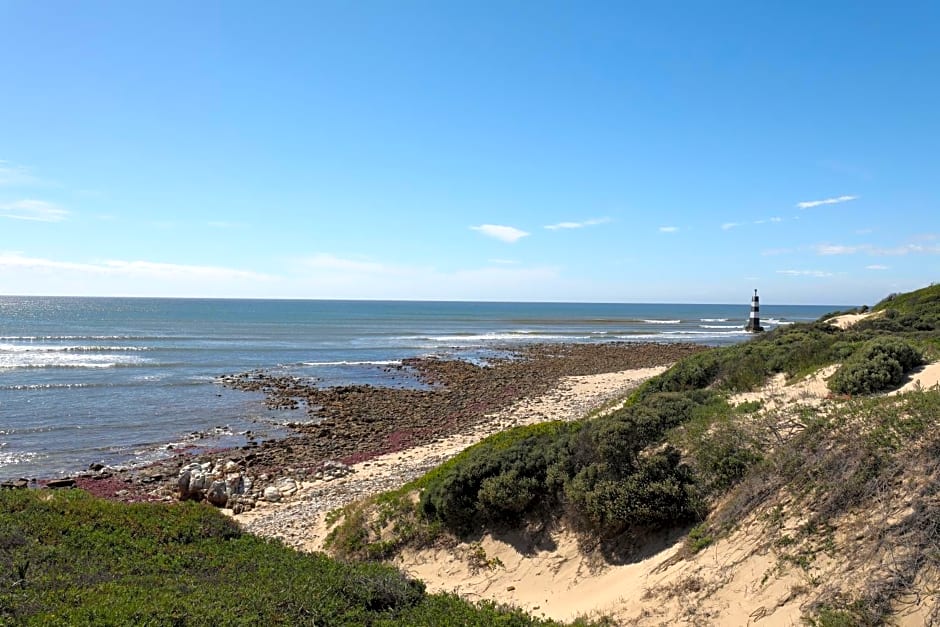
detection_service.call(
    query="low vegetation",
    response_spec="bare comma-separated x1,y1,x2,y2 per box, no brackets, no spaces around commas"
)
827,336,924,395
0,489,571,625
328,284,940,624
8,284,940,624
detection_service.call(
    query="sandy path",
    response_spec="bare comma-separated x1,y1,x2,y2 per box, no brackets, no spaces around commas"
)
231,365,668,551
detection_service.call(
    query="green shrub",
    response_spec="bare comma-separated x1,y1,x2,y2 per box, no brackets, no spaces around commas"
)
828,337,924,395
564,447,700,535
0,490,565,625
419,391,711,539
419,422,579,533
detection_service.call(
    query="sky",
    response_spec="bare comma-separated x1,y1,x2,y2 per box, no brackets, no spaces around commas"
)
1,1,938,305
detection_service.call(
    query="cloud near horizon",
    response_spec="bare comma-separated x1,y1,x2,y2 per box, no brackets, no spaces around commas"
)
814,242,940,256
796,195,858,209
658,226,679,233
470,224,530,243
0,199,69,222
544,217,611,231
0,252,275,282
777,269,834,278
0,250,563,300
295,253,561,300
0,161,42,187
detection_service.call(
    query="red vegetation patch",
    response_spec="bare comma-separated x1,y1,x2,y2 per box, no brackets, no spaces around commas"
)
73,476,164,503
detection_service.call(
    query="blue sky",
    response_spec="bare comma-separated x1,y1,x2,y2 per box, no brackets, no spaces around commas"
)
1,1,938,304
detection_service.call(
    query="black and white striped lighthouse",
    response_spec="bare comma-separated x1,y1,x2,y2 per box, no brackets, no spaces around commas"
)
744,289,764,333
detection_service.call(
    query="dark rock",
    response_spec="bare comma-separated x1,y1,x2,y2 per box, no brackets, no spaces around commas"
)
46,478,76,489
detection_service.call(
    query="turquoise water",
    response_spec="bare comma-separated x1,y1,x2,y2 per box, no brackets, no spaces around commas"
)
0,297,837,479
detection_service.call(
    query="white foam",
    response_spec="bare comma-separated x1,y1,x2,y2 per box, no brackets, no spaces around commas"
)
700,318,729,322
642,319,681,324
302,360,403,367
0,343,148,353
699,325,743,329
401,333,572,343
0,352,147,369
0,449,39,466
1,383,93,390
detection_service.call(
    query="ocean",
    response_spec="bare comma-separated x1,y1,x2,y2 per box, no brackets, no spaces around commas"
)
0,297,837,480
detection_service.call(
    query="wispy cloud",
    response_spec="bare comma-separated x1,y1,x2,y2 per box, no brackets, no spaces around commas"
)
866,265,889,270
302,253,392,274
470,224,530,243
777,269,834,278
722,216,783,230
813,242,940,256
0,161,42,187
0,199,69,222
796,195,858,209
659,226,679,233
0,252,274,282
815,244,862,256
0,251,562,299
544,217,611,231
292,253,560,300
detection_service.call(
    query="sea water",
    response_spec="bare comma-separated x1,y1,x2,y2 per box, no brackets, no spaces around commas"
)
0,297,836,479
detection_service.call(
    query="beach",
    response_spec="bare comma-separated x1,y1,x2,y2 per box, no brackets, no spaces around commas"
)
0,297,831,482
232,362,672,551
68,342,702,506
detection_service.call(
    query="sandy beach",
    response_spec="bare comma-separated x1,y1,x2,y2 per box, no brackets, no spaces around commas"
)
231,364,670,551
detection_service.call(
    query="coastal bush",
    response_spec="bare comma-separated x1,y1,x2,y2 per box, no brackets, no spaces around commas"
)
564,446,700,535
859,283,940,333
418,391,711,538
828,337,924,395
419,421,579,533
641,350,724,394
0,489,568,625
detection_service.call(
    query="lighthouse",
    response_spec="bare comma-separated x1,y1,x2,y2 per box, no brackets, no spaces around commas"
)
744,289,764,333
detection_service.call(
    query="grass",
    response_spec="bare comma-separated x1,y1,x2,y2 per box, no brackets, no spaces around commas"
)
0,489,577,626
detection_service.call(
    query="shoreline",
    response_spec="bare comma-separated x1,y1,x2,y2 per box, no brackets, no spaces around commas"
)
42,343,703,512
231,364,671,551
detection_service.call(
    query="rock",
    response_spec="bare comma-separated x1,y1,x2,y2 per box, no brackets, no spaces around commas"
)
273,477,298,497
263,486,281,502
178,462,213,500
46,478,76,489
0,479,29,490
88,462,105,472
206,480,229,507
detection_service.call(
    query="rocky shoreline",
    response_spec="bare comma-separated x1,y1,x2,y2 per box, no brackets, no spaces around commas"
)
46,342,702,511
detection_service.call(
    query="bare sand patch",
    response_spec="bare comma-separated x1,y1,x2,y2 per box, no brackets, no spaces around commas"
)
826,310,881,329
891,361,940,394
730,364,838,411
